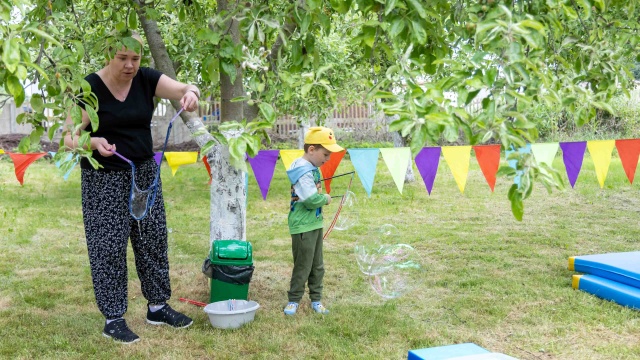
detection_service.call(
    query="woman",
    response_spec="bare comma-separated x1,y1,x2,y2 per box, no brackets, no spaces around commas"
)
64,33,200,344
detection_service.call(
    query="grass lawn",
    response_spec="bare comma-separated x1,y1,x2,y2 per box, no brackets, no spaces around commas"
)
1,152,640,359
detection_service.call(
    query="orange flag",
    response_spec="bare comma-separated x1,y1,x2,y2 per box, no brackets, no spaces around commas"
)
319,150,346,194
472,144,501,192
203,155,212,185
8,152,47,185
615,139,640,184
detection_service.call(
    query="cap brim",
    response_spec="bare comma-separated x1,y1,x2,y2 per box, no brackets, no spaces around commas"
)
323,143,344,152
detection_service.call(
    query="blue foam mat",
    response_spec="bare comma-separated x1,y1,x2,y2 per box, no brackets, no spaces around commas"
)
574,274,640,310
408,343,489,360
571,252,640,289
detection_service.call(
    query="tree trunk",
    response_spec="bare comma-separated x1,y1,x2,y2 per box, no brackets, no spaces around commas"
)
388,115,415,183
211,0,246,242
137,3,246,244
297,117,314,149
137,6,214,150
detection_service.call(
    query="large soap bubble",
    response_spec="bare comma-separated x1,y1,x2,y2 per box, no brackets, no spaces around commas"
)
332,191,358,231
368,244,424,299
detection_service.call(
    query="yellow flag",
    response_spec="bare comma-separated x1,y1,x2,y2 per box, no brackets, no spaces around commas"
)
380,147,412,194
587,140,615,188
442,146,471,193
0,149,4,154
280,149,304,170
164,151,198,176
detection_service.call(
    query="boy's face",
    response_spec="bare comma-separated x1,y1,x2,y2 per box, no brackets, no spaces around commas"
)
306,145,332,167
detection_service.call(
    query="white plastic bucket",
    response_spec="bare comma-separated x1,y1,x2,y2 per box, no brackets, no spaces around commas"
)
203,300,260,329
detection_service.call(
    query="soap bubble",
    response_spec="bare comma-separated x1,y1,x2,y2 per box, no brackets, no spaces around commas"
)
378,224,399,237
368,244,424,299
354,237,386,275
332,191,358,231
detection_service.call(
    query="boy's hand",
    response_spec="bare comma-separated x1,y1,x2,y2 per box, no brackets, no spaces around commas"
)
324,194,332,205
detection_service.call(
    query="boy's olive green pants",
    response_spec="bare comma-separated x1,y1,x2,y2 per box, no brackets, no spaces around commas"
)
287,228,324,303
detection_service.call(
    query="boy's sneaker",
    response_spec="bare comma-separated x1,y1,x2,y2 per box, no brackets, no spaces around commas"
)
283,302,299,316
311,302,329,314
146,304,193,328
102,319,140,344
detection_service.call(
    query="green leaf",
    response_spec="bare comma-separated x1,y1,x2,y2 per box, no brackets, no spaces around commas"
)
23,27,62,47
18,136,31,154
407,0,427,19
509,188,524,221
71,105,83,126
85,105,99,131
3,37,20,73
6,75,25,107
301,83,313,97
30,94,44,113
385,0,398,15
128,12,138,29
122,37,142,54
411,20,427,45
258,102,276,124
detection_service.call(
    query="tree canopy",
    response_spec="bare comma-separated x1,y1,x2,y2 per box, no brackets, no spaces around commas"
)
1,0,639,220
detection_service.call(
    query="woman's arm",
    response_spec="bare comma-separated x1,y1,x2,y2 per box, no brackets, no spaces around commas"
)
63,110,115,156
155,74,200,112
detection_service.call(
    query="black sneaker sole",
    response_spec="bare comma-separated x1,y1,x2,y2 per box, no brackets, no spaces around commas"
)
102,332,140,344
146,319,193,328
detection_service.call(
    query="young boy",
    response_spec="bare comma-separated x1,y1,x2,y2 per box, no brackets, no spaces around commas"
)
284,126,344,315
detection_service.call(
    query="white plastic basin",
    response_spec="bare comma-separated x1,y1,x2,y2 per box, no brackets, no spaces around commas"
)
203,300,260,329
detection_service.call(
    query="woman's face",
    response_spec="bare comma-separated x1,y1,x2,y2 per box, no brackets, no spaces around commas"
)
108,47,141,82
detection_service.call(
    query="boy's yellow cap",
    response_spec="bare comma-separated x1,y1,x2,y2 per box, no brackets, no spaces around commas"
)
304,126,344,152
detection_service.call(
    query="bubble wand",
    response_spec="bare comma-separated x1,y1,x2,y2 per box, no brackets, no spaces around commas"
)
111,108,184,221
321,171,355,240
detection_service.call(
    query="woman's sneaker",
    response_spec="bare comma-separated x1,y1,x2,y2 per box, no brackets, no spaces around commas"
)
283,302,299,315
311,302,329,314
146,304,193,328
103,319,140,344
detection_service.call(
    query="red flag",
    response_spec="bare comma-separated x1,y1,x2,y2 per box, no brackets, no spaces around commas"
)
319,150,346,194
472,145,501,192
203,155,212,185
8,152,47,185
615,139,640,184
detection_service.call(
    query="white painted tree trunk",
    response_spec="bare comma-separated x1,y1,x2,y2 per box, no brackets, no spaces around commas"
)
297,117,314,149
209,141,246,245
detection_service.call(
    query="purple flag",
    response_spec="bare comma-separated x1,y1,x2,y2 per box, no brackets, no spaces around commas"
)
154,152,163,165
415,147,441,195
560,141,586,188
248,150,280,200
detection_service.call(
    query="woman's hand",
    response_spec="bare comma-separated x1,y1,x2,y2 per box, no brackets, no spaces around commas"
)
180,90,199,112
91,137,116,157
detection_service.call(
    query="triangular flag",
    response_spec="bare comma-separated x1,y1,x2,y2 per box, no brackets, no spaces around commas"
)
280,149,304,171
505,144,531,187
587,140,615,188
319,150,346,194
615,139,640,184
380,147,412,194
414,147,441,195
559,141,587,188
248,150,280,200
154,151,163,165
531,143,559,176
442,146,471,193
472,144,501,192
164,151,198,176
347,148,379,197
0,149,4,154
203,155,212,185
8,152,47,185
